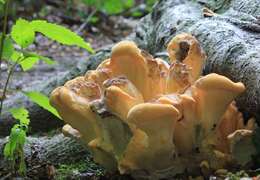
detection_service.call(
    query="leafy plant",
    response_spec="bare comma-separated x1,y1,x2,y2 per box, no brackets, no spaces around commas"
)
4,107,29,175
82,0,135,15
24,91,61,119
0,0,94,176
80,0,158,26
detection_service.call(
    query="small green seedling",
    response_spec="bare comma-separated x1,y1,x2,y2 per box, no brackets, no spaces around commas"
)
0,0,94,175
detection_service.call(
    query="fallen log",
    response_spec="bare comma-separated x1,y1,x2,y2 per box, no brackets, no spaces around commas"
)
0,0,260,136
133,0,260,121
0,133,135,179
0,0,259,178
0,133,90,178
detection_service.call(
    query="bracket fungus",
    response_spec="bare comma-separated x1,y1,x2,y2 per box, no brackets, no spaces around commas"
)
50,33,257,179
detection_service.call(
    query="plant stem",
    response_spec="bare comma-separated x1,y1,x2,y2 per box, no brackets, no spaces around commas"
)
76,9,97,34
0,57,22,116
0,0,10,80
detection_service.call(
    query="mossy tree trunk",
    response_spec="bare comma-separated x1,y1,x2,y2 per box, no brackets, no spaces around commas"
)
133,0,260,121
1,0,259,137
0,134,91,178
0,0,259,174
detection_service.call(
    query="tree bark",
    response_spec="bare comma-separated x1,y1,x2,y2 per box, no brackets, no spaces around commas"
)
0,133,134,179
133,0,260,121
0,133,94,178
0,0,260,134
0,0,259,177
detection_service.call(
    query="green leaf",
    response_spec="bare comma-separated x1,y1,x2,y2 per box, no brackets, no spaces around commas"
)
124,0,134,8
3,142,11,158
82,0,133,14
103,0,124,14
16,129,26,146
2,36,14,60
6,127,26,158
9,107,30,126
11,18,35,48
146,0,157,6
131,11,143,17
24,91,61,119
90,16,99,24
0,0,5,4
4,125,24,160
82,0,96,6
23,51,56,65
3,123,27,174
30,20,94,53
82,0,102,9
10,51,23,62
19,51,56,70
4,108,28,174
4,125,27,176
35,55,55,65
19,57,39,71
39,56,56,65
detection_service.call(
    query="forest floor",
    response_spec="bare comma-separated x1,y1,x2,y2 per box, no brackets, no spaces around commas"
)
0,2,138,179
1,1,259,180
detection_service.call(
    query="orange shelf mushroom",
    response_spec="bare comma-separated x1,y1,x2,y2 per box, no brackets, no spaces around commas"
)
50,33,256,179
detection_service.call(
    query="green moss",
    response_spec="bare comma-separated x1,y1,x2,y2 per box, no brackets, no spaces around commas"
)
226,170,249,180
55,157,104,180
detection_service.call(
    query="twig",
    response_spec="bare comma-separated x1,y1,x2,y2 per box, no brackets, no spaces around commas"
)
76,9,97,35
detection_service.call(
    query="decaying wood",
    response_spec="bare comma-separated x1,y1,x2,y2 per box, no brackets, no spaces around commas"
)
0,133,91,178
133,0,260,121
0,0,259,177
0,133,134,179
0,0,259,135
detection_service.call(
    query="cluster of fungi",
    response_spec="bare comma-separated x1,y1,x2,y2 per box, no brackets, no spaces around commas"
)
50,33,256,179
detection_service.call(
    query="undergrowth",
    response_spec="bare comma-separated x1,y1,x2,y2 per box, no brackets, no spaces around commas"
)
55,158,104,180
